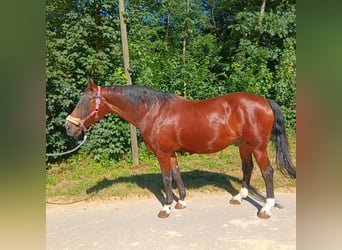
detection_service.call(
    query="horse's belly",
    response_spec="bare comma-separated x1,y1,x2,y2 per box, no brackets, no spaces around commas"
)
177,134,237,154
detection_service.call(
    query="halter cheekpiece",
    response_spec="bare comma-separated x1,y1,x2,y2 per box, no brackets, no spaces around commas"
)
66,86,101,131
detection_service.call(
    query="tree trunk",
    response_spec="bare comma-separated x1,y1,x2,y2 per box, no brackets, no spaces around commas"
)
256,0,266,45
165,14,170,49
258,0,266,25
182,0,190,98
182,36,187,98
118,0,139,165
94,3,102,51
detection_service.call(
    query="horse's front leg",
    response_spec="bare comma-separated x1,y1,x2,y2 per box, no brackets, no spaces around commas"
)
171,153,187,209
156,152,173,218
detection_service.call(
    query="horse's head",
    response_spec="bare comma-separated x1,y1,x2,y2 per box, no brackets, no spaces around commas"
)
65,78,103,139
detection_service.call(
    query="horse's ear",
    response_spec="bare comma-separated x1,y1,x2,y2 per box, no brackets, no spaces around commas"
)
87,78,97,90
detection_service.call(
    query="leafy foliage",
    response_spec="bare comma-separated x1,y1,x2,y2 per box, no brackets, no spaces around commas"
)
46,0,296,163
46,1,129,160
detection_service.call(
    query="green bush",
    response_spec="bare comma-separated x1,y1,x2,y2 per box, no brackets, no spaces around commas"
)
46,1,296,164
79,116,132,162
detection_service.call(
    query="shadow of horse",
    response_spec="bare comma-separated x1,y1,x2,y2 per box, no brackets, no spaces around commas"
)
86,170,236,203
86,170,276,210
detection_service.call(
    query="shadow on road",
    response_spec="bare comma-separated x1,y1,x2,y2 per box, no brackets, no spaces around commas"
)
86,170,238,204
85,169,271,210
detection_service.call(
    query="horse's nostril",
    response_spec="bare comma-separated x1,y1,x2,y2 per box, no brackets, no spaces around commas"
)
65,123,70,130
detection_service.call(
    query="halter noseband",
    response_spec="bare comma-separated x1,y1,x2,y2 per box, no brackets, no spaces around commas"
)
66,86,101,131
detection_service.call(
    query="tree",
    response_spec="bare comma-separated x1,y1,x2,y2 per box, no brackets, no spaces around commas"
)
46,1,131,161
46,0,296,164
118,0,139,165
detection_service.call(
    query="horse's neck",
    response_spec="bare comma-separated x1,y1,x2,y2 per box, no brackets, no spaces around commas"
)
102,88,148,127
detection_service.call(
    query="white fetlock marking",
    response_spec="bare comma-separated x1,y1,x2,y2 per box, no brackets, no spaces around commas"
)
240,187,248,198
260,205,271,215
260,199,275,215
232,187,248,202
232,195,242,203
178,200,186,207
161,205,171,214
266,198,275,207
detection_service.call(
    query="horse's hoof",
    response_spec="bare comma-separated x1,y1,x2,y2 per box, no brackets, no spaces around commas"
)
229,198,242,205
175,202,186,209
158,210,170,218
257,211,271,219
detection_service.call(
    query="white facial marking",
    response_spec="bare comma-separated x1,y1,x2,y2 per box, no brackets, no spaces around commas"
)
66,115,81,125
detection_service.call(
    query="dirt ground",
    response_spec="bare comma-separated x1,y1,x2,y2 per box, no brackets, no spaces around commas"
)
47,191,296,250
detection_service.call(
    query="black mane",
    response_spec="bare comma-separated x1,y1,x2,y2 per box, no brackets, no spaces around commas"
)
108,85,177,105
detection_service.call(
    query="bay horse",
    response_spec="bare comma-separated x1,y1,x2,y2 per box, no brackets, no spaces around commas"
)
65,78,296,219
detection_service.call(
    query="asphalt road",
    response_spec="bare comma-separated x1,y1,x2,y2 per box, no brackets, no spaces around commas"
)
46,192,296,250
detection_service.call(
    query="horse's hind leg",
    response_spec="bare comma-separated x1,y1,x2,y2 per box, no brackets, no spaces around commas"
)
171,153,186,209
230,144,254,205
253,147,275,219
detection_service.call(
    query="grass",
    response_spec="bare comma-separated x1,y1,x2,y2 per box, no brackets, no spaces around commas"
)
46,133,296,204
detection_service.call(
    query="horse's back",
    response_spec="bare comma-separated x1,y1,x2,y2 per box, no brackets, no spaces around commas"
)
148,92,274,153
173,92,272,123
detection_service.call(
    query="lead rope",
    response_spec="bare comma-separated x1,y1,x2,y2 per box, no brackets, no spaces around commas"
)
46,130,90,157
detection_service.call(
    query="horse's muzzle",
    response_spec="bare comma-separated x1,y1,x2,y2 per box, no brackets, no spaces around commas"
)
65,121,82,139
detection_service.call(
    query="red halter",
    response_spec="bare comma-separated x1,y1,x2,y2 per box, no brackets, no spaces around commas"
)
79,86,101,131
66,86,101,132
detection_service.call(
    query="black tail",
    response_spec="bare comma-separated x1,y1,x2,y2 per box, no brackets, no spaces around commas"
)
268,99,296,179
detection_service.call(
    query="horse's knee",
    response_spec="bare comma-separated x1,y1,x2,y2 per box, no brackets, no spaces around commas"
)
162,175,172,185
